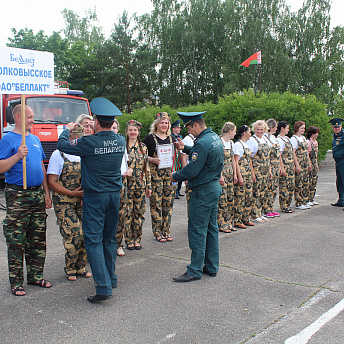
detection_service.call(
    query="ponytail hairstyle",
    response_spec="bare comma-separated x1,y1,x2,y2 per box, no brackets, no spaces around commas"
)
277,121,289,135
221,122,236,136
234,125,250,141
266,118,277,133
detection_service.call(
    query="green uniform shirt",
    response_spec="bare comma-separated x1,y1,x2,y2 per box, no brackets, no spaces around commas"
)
172,127,224,190
332,129,344,165
57,129,125,192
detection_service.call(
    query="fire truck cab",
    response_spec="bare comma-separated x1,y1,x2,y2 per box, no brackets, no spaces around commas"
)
0,81,91,165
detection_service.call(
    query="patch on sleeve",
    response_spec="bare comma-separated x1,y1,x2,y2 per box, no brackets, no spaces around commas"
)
70,139,78,146
191,152,198,161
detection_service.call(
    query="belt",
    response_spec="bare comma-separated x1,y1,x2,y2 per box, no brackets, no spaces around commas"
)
5,183,42,191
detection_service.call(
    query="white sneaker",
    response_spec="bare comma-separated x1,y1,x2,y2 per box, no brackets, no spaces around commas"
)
296,205,307,210
312,201,319,205
261,216,269,222
304,204,311,209
254,217,265,223
306,201,314,206
117,247,125,256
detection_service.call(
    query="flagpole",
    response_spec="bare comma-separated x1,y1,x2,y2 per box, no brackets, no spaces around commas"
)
259,64,262,94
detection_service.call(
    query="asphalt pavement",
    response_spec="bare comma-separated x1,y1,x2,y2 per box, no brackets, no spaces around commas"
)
0,152,343,344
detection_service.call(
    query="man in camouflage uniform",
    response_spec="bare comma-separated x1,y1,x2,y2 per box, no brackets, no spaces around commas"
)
0,104,52,296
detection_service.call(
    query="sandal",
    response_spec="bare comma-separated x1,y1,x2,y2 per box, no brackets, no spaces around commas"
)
127,244,135,250
77,271,92,278
219,228,232,233
244,221,255,226
283,209,294,213
11,286,26,296
27,279,52,288
165,235,173,242
117,247,125,256
134,243,142,250
156,236,167,242
234,223,247,229
66,274,77,281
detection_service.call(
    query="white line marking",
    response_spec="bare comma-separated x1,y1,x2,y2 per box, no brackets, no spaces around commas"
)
285,297,344,344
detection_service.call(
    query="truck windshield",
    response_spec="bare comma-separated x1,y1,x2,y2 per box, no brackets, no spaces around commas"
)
26,97,90,123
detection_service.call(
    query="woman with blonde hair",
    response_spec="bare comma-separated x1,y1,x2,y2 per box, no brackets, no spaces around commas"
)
247,120,271,223
233,125,256,229
218,122,237,233
262,118,281,218
291,121,312,210
143,112,176,242
76,114,94,136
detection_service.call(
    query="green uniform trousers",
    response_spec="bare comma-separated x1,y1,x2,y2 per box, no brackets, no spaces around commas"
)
187,182,222,278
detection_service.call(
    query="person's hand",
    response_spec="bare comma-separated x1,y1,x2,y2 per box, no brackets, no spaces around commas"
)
185,180,188,186
69,186,84,198
45,192,52,209
123,168,133,178
219,175,225,186
280,167,286,177
238,176,244,186
146,189,152,197
233,174,238,184
269,169,272,179
152,158,160,165
66,122,76,130
16,145,28,159
170,172,175,182
308,164,312,173
174,137,185,151
295,165,301,174
252,173,256,183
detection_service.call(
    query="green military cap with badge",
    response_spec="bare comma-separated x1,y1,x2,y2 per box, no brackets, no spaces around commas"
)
171,119,181,128
328,118,343,127
90,97,122,121
177,111,207,127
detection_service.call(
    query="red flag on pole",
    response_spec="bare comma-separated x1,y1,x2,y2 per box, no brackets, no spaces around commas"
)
240,51,262,67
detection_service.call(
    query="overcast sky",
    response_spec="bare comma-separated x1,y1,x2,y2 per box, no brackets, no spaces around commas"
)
1,0,343,47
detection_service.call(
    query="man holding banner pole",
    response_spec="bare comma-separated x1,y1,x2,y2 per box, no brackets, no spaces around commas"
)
0,104,52,296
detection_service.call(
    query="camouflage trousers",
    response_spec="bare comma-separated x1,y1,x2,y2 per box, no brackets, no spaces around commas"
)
116,181,128,248
3,185,47,288
125,188,146,244
234,173,253,225
149,167,175,237
262,163,279,214
53,199,87,275
279,164,295,211
217,174,234,231
251,167,269,219
294,164,309,207
308,167,318,202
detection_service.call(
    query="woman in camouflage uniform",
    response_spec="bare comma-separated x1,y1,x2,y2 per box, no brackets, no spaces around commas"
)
124,120,152,250
217,122,237,233
143,113,176,242
112,119,132,256
291,121,312,210
233,125,256,229
306,126,320,206
47,124,91,281
247,120,271,223
277,121,295,213
262,119,281,218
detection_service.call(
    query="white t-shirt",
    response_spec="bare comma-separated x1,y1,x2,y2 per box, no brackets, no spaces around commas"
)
233,140,248,159
247,135,268,157
221,137,233,150
277,136,291,152
290,135,306,150
121,149,129,175
47,150,80,177
182,134,195,164
264,133,279,147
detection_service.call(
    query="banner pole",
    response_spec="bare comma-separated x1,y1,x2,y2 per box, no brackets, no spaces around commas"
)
21,94,27,189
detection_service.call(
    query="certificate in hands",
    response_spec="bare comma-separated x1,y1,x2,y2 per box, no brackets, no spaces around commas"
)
157,143,174,169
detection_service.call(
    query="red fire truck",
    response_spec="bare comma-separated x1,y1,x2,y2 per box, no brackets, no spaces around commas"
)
0,81,91,166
